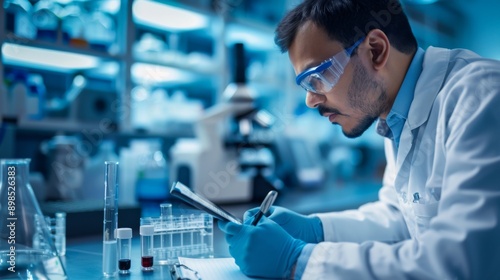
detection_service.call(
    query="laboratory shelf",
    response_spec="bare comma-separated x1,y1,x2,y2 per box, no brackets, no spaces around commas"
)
3,33,123,61
16,118,115,133
133,50,220,76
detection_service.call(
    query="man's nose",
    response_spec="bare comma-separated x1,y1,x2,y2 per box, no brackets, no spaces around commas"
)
305,91,326,108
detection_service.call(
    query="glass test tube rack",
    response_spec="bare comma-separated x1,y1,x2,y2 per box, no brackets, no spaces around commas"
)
140,212,214,265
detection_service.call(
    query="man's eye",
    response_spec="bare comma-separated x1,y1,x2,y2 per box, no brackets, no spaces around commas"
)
321,67,337,82
309,76,324,91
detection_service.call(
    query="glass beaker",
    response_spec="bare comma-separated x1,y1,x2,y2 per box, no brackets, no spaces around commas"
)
0,159,67,279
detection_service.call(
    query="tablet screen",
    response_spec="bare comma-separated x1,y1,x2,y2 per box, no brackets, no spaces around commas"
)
170,181,242,225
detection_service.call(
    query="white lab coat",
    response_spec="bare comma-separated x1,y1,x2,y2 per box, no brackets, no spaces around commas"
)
302,47,500,279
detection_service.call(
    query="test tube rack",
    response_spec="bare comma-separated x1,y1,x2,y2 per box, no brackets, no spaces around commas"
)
141,212,214,265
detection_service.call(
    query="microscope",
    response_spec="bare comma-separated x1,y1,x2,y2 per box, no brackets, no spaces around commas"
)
170,43,281,203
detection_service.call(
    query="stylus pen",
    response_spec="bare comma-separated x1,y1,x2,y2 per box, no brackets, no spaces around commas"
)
252,190,278,226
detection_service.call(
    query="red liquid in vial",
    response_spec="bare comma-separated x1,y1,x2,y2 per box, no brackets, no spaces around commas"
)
142,256,154,268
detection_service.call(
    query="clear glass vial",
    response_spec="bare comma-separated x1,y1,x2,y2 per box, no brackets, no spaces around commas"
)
140,225,155,272
102,161,119,277
117,228,132,275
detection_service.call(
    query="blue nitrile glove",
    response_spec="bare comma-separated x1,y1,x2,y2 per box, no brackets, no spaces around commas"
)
244,206,324,243
218,217,306,279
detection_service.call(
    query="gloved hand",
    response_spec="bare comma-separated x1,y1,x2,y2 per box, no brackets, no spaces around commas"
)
218,217,306,279
244,206,324,243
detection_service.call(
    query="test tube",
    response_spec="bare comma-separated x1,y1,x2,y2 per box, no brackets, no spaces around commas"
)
54,212,66,256
140,225,155,272
117,228,132,275
160,203,172,263
103,161,119,277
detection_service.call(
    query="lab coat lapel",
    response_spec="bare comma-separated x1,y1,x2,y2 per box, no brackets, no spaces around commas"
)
395,47,451,173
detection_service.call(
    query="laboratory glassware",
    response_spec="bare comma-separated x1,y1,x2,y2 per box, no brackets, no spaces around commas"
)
140,225,155,271
45,212,66,256
116,228,132,275
102,161,119,277
140,207,214,265
0,159,67,279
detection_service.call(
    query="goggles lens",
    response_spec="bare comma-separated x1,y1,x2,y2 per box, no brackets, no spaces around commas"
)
296,38,364,94
299,61,343,93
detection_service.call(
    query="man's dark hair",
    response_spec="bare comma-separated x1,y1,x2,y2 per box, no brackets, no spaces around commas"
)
275,0,417,54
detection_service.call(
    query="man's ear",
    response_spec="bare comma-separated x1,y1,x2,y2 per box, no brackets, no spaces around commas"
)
365,29,390,71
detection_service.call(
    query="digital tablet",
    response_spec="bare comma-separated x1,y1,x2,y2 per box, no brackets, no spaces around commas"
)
170,181,242,225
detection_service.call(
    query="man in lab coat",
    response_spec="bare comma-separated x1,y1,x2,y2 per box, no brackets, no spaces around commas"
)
218,0,500,279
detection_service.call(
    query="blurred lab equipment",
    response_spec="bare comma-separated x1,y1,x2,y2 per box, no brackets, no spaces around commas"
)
4,0,37,39
3,70,46,121
25,73,46,120
0,158,67,279
41,135,86,201
102,161,119,277
82,140,119,200
134,139,169,205
45,74,87,113
2,71,86,123
274,133,326,189
170,43,280,203
131,86,203,134
2,70,28,121
44,212,66,256
140,204,213,265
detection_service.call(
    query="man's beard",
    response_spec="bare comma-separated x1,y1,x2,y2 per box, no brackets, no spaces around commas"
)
335,59,389,138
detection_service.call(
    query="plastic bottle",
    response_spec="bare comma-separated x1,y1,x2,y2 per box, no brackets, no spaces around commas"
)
25,73,46,120
4,70,28,120
131,85,152,130
4,0,36,39
32,0,62,42
82,140,119,200
60,3,88,47
84,10,116,52
135,139,169,216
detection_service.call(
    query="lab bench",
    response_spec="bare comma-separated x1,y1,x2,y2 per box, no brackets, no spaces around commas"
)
61,182,381,279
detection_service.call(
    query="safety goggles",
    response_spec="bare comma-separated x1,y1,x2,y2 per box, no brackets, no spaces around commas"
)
295,38,364,94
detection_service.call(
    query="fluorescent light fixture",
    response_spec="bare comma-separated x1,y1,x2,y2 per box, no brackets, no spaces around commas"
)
2,43,99,70
226,25,276,50
100,0,121,15
132,62,193,84
133,0,209,31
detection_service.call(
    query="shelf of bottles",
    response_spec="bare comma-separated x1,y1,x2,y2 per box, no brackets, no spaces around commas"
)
1,0,123,131
3,0,122,60
128,0,223,134
0,0,296,135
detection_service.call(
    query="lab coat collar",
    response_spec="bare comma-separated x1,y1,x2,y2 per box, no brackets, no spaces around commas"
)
407,47,451,129
395,47,451,173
